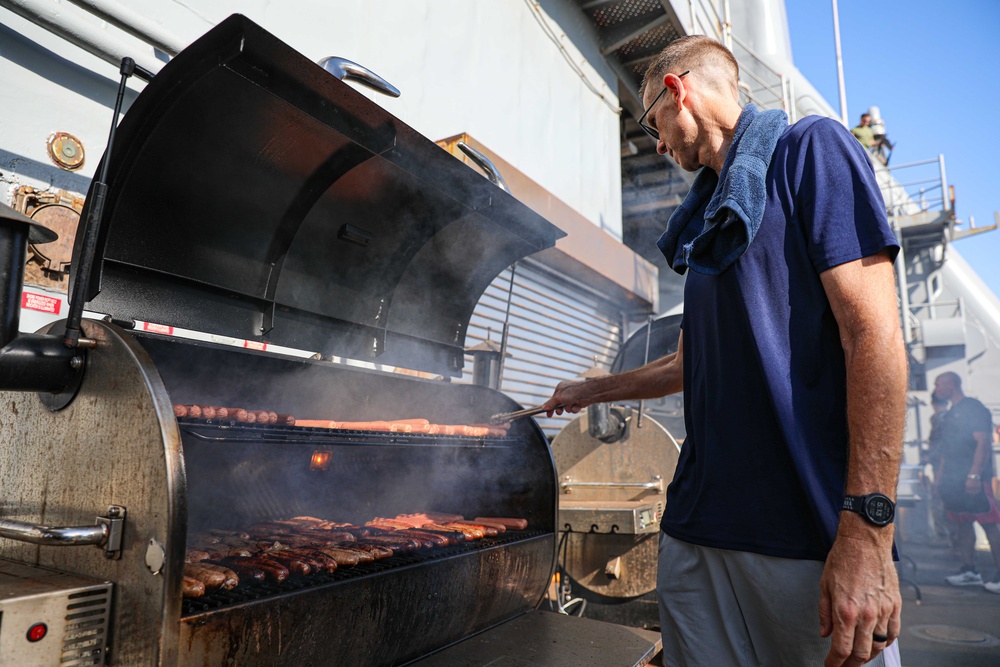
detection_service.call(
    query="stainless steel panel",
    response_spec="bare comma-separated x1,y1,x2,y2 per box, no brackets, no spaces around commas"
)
0,319,185,666
0,559,112,666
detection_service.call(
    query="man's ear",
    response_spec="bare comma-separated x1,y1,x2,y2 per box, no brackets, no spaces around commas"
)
663,72,686,110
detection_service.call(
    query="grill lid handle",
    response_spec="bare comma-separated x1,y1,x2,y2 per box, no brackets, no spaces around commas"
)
458,141,511,193
318,56,401,97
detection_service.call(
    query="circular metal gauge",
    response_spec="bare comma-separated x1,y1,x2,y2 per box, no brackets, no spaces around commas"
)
47,132,86,171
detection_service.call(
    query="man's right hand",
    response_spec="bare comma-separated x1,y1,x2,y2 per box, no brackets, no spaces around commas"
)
541,379,592,417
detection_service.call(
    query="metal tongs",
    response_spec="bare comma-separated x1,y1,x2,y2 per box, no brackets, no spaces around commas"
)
489,405,563,425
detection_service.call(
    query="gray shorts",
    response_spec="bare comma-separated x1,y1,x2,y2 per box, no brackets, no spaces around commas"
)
657,532,901,667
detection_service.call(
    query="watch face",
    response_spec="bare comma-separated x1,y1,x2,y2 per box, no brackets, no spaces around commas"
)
864,495,895,526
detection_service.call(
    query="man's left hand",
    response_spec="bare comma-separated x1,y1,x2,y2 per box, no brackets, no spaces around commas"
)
819,533,901,667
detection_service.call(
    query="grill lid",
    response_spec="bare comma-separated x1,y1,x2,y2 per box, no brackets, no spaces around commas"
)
75,14,563,376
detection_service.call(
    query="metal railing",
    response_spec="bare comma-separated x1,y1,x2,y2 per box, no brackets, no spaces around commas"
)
682,0,791,117
884,155,950,218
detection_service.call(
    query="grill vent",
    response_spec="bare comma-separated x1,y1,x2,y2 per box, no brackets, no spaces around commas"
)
61,587,111,665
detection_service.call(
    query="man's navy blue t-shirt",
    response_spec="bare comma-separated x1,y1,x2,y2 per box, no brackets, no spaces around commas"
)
660,116,900,561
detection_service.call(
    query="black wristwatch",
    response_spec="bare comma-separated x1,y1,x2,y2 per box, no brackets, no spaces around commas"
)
842,493,895,527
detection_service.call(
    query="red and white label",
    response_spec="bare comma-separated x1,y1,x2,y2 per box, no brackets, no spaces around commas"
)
21,292,61,314
243,340,268,351
142,321,174,335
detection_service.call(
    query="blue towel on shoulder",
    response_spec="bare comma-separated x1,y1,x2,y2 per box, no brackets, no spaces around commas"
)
657,104,788,275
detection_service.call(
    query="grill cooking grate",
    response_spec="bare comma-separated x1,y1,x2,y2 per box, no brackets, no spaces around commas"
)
182,530,546,617
178,419,521,447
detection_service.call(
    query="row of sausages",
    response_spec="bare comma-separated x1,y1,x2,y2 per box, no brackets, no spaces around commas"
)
294,418,510,438
182,513,527,598
173,405,510,438
173,404,295,425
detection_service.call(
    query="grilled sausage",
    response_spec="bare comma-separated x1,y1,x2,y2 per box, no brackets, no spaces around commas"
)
442,522,485,539
446,521,498,537
174,404,188,418
184,563,228,589
219,557,289,583
366,518,415,531
182,576,206,598
346,543,393,560
185,549,212,562
464,519,507,534
420,524,471,541
226,408,249,422
473,517,528,531
184,405,202,419
199,405,217,419
191,562,240,589
295,419,339,429
207,559,265,583
309,547,361,566
280,549,338,573
263,553,311,576
397,529,451,546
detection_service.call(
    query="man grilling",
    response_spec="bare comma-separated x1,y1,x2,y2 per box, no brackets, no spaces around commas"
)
541,35,906,667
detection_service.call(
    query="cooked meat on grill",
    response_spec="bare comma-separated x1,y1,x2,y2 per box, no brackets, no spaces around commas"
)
366,518,415,531
474,517,529,530
185,549,212,562
182,575,206,598
262,553,311,576
442,522,485,539
180,512,527,597
464,519,507,533
446,521,499,538
191,562,240,590
218,556,289,583
184,563,229,589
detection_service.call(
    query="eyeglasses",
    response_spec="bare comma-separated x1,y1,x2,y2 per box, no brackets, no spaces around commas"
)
637,70,690,141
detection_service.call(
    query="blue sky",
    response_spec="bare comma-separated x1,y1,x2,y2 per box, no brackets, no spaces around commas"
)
785,0,1000,295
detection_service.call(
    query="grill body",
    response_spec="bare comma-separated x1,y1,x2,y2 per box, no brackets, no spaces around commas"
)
0,320,557,665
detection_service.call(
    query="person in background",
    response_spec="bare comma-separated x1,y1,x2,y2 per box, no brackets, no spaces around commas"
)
851,112,877,152
932,372,1000,593
925,392,954,544
542,35,906,667
866,106,893,165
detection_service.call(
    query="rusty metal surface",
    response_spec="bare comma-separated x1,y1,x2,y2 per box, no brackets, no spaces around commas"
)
178,535,553,666
411,609,661,667
551,413,679,598
0,319,185,666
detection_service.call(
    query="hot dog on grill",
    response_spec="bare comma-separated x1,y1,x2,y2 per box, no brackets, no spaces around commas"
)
262,553,311,576
473,517,528,531
218,557,289,583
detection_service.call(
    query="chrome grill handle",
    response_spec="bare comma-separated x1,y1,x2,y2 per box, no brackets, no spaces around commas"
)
457,142,511,193
318,57,401,97
560,475,663,494
0,505,126,559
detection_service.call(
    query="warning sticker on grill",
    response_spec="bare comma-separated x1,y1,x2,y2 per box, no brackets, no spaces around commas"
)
143,322,175,335
21,292,61,314
243,340,268,351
